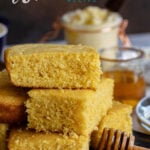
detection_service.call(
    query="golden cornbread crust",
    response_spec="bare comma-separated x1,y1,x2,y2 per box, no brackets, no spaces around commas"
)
8,128,89,150
5,44,102,89
0,98,26,123
91,101,133,149
0,70,27,123
26,78,113,136
0,123,8,150
0,69,14,88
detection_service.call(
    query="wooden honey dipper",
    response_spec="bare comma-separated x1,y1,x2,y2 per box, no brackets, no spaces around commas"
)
97,128,150,150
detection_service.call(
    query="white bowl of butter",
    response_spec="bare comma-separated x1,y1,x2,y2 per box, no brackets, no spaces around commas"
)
62,6,122,50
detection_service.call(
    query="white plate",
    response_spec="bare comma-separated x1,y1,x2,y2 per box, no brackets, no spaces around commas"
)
136,96,150,129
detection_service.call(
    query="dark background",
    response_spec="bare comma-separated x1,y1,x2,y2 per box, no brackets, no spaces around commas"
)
0,0,150,44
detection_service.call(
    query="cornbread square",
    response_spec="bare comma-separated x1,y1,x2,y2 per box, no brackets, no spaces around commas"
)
0,69,14,88
91,101,133,149
0,123,8,150
8,129,89,150
0,70,27,123
26,78,113,136
5,44,102,89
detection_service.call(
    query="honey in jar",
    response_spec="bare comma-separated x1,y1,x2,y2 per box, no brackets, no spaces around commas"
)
100,47,146,107
103,70,146,107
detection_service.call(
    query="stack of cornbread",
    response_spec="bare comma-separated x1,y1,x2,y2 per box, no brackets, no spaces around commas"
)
0,44,132,150
0,69,27,150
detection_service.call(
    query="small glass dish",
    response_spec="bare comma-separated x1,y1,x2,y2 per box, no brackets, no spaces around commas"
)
136,96,150,130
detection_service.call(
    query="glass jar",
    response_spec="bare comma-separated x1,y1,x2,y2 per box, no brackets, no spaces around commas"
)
61,7,122,50
62,24,121,50
99,47,146,107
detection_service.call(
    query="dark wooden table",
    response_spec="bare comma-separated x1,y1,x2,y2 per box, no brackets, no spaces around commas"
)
133,131,150,148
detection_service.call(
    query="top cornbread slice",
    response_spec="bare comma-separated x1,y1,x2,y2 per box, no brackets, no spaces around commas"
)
4,44,102,89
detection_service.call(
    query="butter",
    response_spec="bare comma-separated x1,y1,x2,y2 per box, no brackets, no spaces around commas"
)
62,6,122,31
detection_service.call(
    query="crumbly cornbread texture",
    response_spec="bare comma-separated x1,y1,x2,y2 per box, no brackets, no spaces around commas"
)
0,70,27,123
5,44,102,89
0,123,8,150
26,78,113,136
8,129,89,150
91,101,133,149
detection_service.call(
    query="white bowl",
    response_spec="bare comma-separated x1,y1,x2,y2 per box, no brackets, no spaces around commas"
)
136,96,150,128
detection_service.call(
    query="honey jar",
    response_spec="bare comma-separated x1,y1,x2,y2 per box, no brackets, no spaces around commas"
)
100,47,146,107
